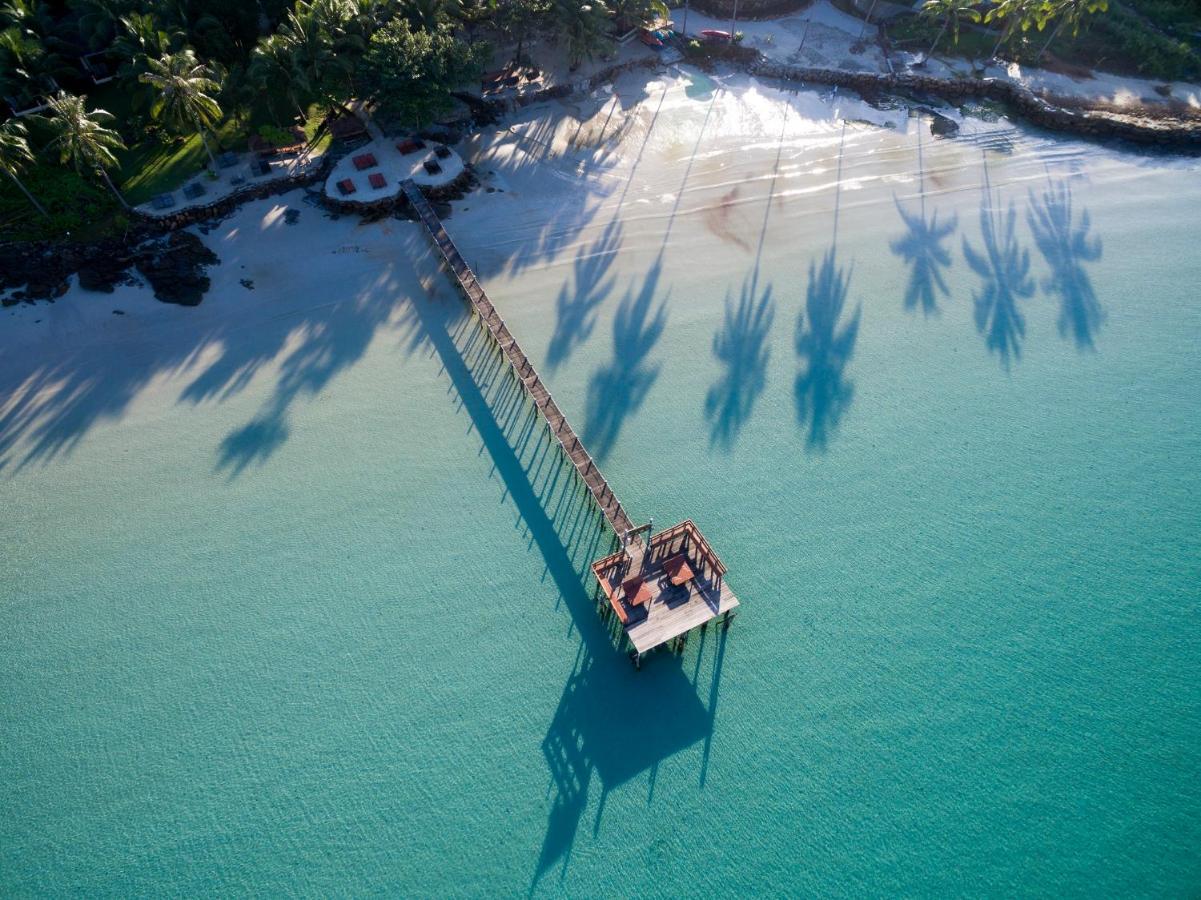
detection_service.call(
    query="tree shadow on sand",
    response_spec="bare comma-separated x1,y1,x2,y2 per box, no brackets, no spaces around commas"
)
1026,175,1104,350
546,217,624,370
795,248,861,451
962,156,1035,369
705,277,775,451
0,262,409,476
582,254,668,461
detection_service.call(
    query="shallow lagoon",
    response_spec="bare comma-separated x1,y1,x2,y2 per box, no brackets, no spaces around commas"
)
3,69,1200,894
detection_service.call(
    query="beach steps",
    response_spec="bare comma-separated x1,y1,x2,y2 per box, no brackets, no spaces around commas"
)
401,180,636,540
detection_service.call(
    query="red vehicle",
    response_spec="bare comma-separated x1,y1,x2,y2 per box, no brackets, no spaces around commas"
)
700,29,732,42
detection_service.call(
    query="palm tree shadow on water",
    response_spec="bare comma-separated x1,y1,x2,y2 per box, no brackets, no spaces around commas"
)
795,124,862,452
795,249,862,450
581,253,669,461
398,285,727,890
890,122,957,317
962,152,1035,369
704,106,786,451
545,217,624,370
1026,174,1103,350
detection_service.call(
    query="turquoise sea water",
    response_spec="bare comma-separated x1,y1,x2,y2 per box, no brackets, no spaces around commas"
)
3,70,1200,895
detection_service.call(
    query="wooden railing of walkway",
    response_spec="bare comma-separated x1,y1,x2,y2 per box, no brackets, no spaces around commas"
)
402,180,636,540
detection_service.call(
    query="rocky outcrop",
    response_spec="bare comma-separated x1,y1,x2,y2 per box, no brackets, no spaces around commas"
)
132,232,219,306
750,61,1201,149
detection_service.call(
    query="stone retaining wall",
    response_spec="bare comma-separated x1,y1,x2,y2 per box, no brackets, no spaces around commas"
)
128,153,339,232
751,61,1201,149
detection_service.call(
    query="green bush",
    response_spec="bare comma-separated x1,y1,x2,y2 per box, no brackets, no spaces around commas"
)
0,166,123,242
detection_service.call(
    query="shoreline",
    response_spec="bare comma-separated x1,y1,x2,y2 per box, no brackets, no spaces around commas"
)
3,47,1199,305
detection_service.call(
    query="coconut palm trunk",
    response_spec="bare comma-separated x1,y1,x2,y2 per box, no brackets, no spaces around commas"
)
98,166,131,210
858,0,879,41
927,15,950,57
990,20,1013,58
189,106,218,169
6,170,48,217
1036,17,1066,60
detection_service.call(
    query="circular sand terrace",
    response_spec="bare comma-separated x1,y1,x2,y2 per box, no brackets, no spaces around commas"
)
323,137,465,204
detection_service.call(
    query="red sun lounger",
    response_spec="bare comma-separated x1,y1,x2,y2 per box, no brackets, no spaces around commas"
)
337,178,356,195
368,172,387,189
352,153,378,170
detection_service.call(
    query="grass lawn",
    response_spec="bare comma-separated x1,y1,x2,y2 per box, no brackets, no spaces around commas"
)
89,82,334,206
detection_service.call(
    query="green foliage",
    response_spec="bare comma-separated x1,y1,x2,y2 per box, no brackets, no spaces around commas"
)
0,163,120,241
38,91,127,175
358,17,485,126
608,0,667,31
1088,6,1199,79
1127,0,1201,33
920,0,982,55
553,0,613,69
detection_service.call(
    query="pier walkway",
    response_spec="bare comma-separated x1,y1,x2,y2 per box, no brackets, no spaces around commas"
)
402,179,636,539
403,179,741,662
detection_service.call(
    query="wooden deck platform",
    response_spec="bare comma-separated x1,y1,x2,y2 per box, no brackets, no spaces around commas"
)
402,179,635,539
593,520,740,656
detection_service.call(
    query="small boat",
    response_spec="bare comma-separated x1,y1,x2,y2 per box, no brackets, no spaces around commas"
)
700,29,731,42
640,30,664,47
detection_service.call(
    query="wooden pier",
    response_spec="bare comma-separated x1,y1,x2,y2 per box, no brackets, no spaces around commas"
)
403,180,739,662
402,179,635,539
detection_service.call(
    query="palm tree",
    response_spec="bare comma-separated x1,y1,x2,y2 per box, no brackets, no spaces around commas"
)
554,0,612,70
1035,0,1107,61
250,33,311,123
985,0,1044,59
113,12,184,105
39,90,129,209
273,0,361,114
920,0,982,59
609,0,666,31
0,118,47,216
139,49,224,170
69,0,129,51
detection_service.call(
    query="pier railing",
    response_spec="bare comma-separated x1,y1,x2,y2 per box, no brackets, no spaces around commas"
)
402,180,635,540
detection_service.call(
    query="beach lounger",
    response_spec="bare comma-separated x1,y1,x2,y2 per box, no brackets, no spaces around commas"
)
423,159,442,175
368,172,387,189
182,182,207,200
151,192,175,210
217,150,239,169
337,178,356,195
353,153,378,170
434,145,451,159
